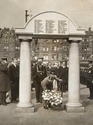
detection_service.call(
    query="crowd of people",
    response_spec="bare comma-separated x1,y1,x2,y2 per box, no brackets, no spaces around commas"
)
31,58,68,103
0,56,68,106
32,58,93,103
0,56,93,106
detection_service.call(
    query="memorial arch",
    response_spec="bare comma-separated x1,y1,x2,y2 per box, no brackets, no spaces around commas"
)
16,11,85,112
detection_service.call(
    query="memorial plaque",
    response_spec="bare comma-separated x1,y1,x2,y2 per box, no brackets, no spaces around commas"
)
34,19,68,34
46,20,55,33
34,20,44,33
58,20,67,34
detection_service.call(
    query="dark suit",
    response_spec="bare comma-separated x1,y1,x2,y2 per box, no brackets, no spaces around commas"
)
58,66,68,92
8,63,19,102
35,64,47,102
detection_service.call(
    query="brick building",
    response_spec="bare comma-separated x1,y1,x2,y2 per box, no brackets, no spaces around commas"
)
0,28,20,62
31,38,69,64
79,27,93,62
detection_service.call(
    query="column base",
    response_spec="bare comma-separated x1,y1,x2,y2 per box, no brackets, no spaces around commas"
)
17,102,33,108
66,103,85,113
16,103,35,113
16,107,35,113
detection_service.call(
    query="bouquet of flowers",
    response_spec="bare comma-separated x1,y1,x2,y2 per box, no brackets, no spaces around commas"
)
42,90,63,108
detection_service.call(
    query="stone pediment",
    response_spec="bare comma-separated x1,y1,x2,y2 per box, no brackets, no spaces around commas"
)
16,11,85,36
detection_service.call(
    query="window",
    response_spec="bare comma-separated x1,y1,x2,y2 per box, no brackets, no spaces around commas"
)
54,46,57,51
43,47,46,51
52,55,57,60
44,56,48,60
46,48,49,51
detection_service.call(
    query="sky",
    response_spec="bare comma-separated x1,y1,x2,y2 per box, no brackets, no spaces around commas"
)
0,0,93,29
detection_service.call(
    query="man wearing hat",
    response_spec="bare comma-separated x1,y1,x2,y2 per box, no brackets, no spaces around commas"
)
8,58,19,102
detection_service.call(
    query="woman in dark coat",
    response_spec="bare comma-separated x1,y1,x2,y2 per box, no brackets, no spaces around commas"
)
0,60,11,105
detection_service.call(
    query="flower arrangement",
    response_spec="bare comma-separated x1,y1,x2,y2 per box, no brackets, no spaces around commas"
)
42,90,63,107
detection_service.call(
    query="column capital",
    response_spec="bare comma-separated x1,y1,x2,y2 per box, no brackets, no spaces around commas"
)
68,37,82,43
16,32,33,42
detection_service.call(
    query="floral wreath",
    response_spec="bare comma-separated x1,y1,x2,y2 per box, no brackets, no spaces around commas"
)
42,90,63,106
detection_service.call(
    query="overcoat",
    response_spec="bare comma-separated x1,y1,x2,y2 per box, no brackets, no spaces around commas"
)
86,67,93,88
8,63,17,83
0,63,11,92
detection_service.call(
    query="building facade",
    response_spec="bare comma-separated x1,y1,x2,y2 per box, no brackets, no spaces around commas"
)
31,38,69,64
79,27,93,62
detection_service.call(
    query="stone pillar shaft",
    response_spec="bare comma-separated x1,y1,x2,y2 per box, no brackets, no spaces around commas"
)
18,40,32,107
68,42,80,105
66,40,84,112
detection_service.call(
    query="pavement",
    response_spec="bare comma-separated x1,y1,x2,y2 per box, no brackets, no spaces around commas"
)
0,85,93,125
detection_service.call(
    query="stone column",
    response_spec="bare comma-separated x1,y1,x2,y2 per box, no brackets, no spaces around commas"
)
17,35,33,108
66,37,84,112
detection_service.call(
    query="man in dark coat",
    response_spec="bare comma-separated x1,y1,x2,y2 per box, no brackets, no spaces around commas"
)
8,58,19,102
35,58,47,103
57,61,68,92
31,61,37,90
0,59,11,105
86,61,93,99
